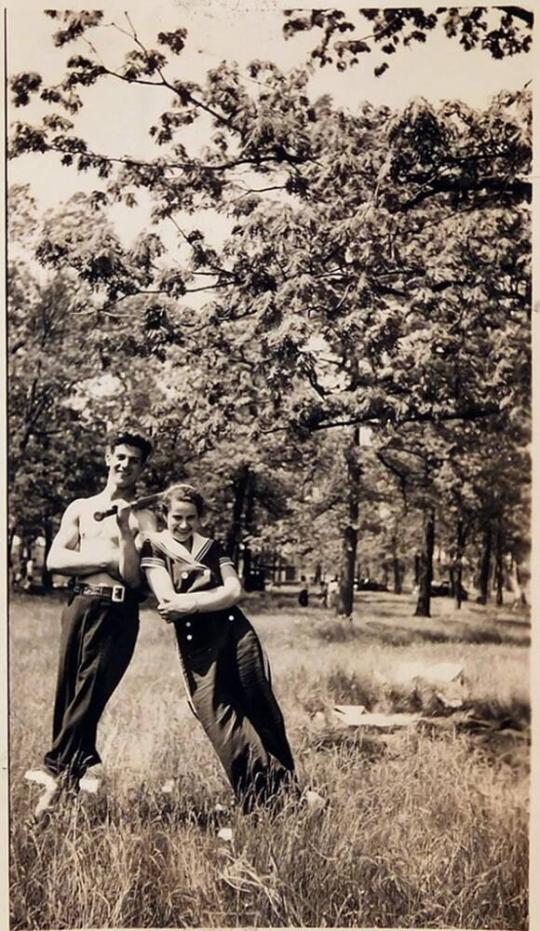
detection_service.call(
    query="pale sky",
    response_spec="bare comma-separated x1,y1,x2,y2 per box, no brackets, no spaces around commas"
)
7,2,533,245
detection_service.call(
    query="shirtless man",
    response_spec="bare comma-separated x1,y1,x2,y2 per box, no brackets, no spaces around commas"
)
26,431,157,814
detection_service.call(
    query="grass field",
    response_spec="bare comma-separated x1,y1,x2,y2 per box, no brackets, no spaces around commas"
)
9,590,530,929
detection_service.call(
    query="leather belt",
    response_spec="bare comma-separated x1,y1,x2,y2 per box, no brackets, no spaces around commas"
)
73,582,126,603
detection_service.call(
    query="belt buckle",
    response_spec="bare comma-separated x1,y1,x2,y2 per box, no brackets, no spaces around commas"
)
111,585,125,603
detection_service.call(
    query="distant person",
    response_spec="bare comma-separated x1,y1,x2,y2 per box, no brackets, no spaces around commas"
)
298,576,309,607
25,431,157,816
22,557,35,591
10,532,24,587
141,483,301,814
327,577,339,610
318,580,328,608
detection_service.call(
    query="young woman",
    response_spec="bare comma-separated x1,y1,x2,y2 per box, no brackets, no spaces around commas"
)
140,484,298,813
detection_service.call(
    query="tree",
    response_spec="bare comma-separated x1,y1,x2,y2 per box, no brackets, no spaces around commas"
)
8,12,531,612
283,7,533,76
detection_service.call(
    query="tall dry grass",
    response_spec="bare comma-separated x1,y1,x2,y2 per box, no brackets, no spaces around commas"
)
9,591,529,929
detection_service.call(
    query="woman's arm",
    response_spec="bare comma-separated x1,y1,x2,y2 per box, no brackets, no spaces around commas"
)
158,564,243,623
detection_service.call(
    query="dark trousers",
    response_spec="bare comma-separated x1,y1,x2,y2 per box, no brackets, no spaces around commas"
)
44,594,139,781
176,611,297,812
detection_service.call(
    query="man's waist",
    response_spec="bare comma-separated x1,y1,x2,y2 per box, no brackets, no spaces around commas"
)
80,571,122,587
73,577,139,604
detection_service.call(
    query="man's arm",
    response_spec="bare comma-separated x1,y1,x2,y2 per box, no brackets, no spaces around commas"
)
116,504,160,589
134,508,159,547
118,507,160,590
46,501,118,577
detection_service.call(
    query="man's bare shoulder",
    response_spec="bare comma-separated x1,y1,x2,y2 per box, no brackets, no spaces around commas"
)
62,495,104,519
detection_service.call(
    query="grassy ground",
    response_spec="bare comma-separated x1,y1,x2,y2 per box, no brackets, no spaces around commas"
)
9,590,530,929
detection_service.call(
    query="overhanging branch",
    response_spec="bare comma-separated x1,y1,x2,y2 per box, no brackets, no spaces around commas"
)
307,403,503,432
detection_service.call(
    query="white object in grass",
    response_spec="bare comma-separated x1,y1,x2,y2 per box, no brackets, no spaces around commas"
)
333,706,420,728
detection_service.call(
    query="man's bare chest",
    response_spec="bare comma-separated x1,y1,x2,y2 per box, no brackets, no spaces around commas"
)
79,503,140,547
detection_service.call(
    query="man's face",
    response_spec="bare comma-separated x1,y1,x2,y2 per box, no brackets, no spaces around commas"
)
105,444,145,490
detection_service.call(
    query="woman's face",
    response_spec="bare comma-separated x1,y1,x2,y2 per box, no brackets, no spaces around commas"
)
166,499,200,543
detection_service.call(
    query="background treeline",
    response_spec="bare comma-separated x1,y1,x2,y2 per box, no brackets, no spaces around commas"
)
8,8,531,618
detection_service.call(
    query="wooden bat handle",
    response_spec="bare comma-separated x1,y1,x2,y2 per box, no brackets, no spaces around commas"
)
93,492,163,522
93,505,118,522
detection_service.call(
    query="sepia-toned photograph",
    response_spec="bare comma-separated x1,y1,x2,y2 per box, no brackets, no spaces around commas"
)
4,2,533,929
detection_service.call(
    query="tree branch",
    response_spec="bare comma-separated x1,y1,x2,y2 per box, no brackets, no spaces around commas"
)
309,403,502,432
404,176,531,209
495,6,534,28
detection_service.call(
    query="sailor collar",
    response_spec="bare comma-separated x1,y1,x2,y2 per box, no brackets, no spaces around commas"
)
145,529,213,568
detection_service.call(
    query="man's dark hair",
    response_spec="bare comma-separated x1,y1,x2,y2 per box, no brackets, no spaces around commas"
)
106,431,153,463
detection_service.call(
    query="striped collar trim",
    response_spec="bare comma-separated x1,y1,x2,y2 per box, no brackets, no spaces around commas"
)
145,530,212,568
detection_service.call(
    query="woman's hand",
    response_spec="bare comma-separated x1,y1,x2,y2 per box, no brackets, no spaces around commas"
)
158,595,197,623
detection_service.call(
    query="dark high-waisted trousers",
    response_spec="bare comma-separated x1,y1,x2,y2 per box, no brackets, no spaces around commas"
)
175,606,296,812
44,593,139,782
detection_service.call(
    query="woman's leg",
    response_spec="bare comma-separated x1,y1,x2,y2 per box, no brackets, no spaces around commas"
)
181,626,296,812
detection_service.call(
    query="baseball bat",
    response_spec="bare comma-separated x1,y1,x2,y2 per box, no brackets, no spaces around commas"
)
93,492,164,522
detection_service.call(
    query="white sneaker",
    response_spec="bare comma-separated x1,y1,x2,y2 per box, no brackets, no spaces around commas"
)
25,770,61,817
24,769,57,790
303,789,327,812
79,775,101,794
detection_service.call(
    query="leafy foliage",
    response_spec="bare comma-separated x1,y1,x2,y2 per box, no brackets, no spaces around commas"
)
282,7,533,74
7,11,531,609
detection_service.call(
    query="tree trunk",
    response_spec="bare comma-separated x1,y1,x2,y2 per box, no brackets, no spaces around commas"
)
414,507,435,618
478,523,492,605
226,465,250,568
242,546,253,590
454,516,467,610
7,525,17,569
42,516,54,592
495,520,504,607
391,535,403,594
242,471,256,589
337,429,361,619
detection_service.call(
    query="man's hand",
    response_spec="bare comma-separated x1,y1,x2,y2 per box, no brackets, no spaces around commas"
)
158,596,197,623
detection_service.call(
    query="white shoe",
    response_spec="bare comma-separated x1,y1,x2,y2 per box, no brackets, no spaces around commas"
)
303,789,327,812
24,769,58,790
25,770,61,817
79,775,101,794
217,826,234,842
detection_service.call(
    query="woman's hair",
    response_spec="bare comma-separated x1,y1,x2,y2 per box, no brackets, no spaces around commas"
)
163,483,206,517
